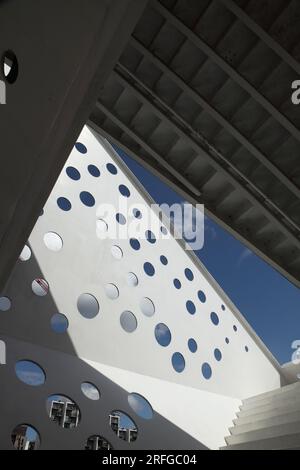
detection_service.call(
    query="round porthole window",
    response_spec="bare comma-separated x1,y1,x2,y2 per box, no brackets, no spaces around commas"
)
155,323,171,347
77,293,99,319
11,424,40,450
128,393,153,420
43,232,63,252
19,245,31,261
81,382,100,401
32,279,49,297
15,361,45,386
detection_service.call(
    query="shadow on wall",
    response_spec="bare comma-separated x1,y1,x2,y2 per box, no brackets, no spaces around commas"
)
0,251,208,450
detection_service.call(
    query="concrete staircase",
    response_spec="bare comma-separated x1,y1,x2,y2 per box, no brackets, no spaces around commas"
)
221,382,300,450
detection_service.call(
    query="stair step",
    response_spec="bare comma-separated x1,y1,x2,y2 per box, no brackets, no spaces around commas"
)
231,410,300,435
237,396,300,418
242,381,300,406
226,420,300,445
220,432,300,450
241,386,300,411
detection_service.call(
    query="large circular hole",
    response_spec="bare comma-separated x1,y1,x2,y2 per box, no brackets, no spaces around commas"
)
77,293,99,319
51,314,68,334
143,262,155,277
210,312,219,326
43,232,63,252
109,411,137,443
120,311,137,333
126,272,138,287
105,283,119,300
2,50,18,84
155,323,171,347
66,166,81,181
171,353,185,373
15,360,45,386
128,393,153,420
140,297,155,317
111,245,123,260
11,424,40,450
81,382,100,401
0,296,11,311
47,395,80,429
85,435,113,450
32,278,49,297
201,363,212,380
19,245,31,262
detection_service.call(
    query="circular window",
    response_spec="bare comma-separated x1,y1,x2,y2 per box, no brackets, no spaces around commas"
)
0,296,11,311
128,393,153,420
184,268,194,281
57,197,71,211
225,337,230,344
221,304,226,311
201,363,212,380
119,184,131,198
43,232,63,252
198,290,206,303
66,166,80,180
172,353,185,373
77,293,99,319
105,284,119,300
81,382,100,401
106,163,118,175
214,348,222,361
145,230,156,244
144,262,155,277
233,325,238,332
210,312,219,326
51,314,68,334
160,255,168,265
11,424,40,450
126,272,138,287
129,238,140,251
2,50,18,84
47,395,80,429
155,323,171,347
120,311,137,333
15,361,45,386
109,411,137,443
245,346,249,352
80,191,95,207
88,165,100,177
173,278,181,289
160,226,168,235
32,278,49,297
133,208,142,219
188,338,197,353
84,435,113,450
75,142,87,154
19,245,31,261
111,245,123,260
186,300,196,315
116,213,126,225
140,297,155,317
96,219,108,236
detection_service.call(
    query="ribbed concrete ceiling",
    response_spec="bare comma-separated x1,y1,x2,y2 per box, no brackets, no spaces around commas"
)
89,0,300,287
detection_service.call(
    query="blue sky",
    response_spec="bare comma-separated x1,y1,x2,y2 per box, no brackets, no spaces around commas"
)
116,147,300,365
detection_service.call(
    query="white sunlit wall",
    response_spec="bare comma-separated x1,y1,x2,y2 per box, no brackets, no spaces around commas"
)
0,126,285,450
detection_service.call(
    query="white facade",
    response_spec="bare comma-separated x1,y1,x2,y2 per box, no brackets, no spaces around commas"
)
0,127,285,450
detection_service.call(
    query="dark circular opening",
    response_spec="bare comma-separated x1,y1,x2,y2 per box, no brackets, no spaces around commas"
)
2,50,18,84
